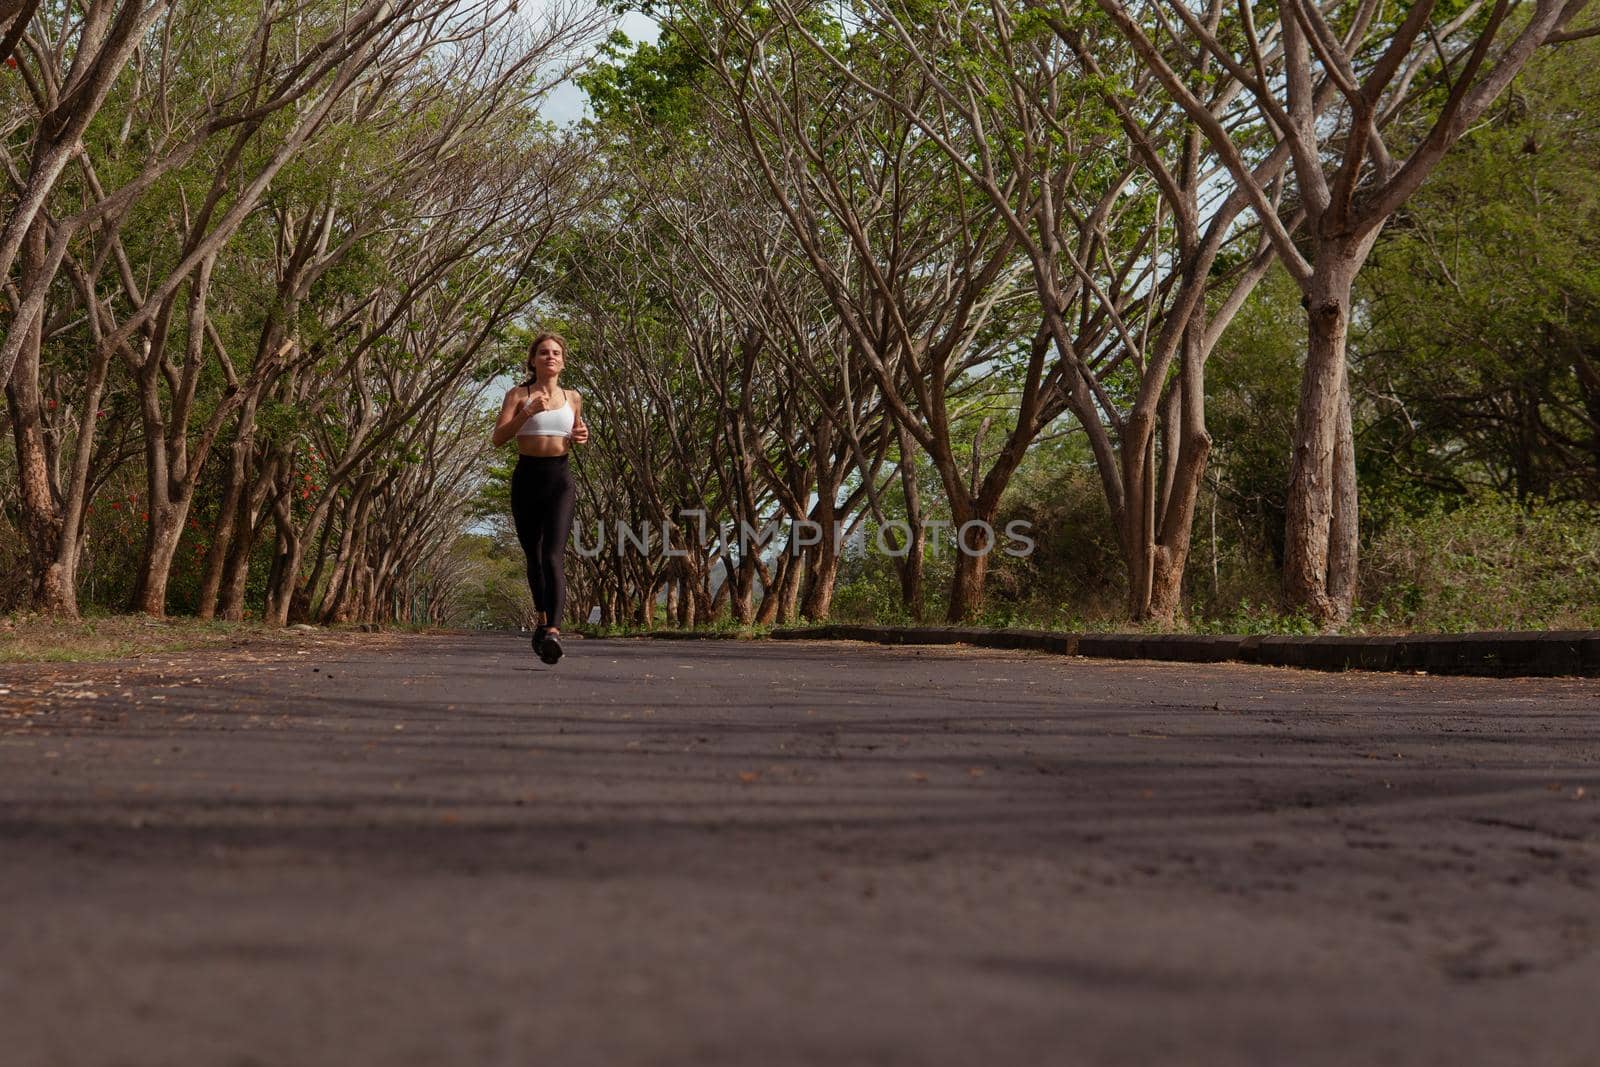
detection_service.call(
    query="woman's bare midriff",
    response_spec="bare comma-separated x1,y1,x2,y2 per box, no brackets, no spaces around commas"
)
516,436,570,458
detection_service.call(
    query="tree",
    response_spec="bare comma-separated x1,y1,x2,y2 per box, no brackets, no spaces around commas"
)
687,3,1052,620
2,0,614,622
1082,0,1598,624
788,1,1291,621
1358,37,1600,507
6,0,460,616
0,1,174,372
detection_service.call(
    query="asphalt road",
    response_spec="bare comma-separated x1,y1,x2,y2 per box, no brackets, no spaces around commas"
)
2,633,1598,1067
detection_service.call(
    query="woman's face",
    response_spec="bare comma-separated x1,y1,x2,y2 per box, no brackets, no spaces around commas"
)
532,339,565,377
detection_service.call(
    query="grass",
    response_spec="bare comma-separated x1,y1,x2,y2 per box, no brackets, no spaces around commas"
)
9,596,1589,667
587,604,1595,639
577,619,775,640
0,613,385,664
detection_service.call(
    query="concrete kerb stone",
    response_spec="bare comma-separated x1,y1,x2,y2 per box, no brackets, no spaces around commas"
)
988,629,1078,654
1255,636,1403,672
1422,631,1591,677
770,626,832,641
755,625,1600,678
1145,635,1246,663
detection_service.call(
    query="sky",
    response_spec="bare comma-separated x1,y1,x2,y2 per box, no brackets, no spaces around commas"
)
539,10,660,126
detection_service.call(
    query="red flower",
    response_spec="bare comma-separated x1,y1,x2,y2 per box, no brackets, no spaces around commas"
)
111,503,121,511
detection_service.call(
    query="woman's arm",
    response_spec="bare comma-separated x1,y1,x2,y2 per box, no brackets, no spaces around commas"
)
570,392,589,445
492,387,535,447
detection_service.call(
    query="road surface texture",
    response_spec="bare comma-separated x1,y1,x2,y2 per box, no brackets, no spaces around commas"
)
2,633,1597,1067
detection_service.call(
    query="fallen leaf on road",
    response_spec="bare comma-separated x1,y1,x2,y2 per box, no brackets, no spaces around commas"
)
737,771,760,784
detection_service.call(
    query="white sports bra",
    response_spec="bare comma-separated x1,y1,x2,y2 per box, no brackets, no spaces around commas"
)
516,391,575,437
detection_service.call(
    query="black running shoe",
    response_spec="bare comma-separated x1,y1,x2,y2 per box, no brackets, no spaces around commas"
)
538,631,563,665
532,625,548,654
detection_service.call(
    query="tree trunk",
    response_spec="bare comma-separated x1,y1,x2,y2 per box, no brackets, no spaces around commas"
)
263,488,306,626
946,547,991,623
728,549,756,625
710,557,733,619
777,549,805,624
1283,241,1371,626
800,541,840,621
799,490,841,621
1325,372,1359,618
5,386,71,619
132,501,188,617
754,552,788,625
128,288,187,617
5,222,73,614
319,481,373,623
197,398,260,618
945,514,993,622
1118,421,1156,621
265,486,335,626
1147,330,1215,624
895,422,926,620
691,553,714,625
217,463,279,620
944,498,998,622
899,533,925,622
639,571,657,627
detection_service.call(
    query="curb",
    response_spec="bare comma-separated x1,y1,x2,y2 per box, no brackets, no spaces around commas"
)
765,625,1600,678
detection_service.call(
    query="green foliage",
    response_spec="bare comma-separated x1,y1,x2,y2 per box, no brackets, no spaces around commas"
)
1204,264,1305,567
1364,497,1600,631
987,434,1126,616
831,557,922,626
580,28,710,132
1357,38,1600,508
1186,602,1323,637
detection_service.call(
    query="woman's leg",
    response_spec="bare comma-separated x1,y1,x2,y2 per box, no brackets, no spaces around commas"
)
510,459,550,622
536,461,576,629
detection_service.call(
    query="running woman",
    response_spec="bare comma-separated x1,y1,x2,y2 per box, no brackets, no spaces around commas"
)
492,332,589,663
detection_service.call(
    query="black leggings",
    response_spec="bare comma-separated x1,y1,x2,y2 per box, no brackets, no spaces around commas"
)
511,454,575,629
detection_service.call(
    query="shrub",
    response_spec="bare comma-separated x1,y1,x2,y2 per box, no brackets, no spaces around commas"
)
1362,497,1600,631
